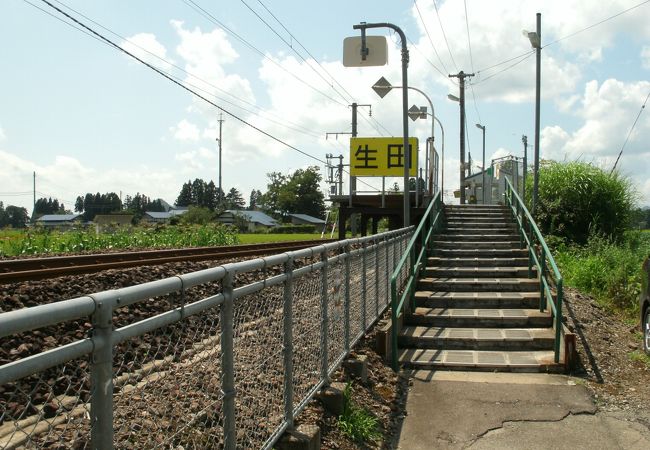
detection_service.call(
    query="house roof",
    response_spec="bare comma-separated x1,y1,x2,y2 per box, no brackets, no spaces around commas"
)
36,214,81,222
224,210,278,227
145,210,188,220
289,213,326,224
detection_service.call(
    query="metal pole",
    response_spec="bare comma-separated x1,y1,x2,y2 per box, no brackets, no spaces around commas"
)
218,113,224,200
344,244,351,353
221,270,236,450
90,294,114,450
434,117,445,201
459,74,466,204
532,13,541,215
282,257,295,428
361,241,367,330
354,22,410,226
350,102,358,208
320,251,330,380
338,155,343,201
522,135,528,202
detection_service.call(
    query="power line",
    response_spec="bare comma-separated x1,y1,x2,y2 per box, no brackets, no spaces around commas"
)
462,0,475,74
475,50,535,74
432,0,458,72
611,89,650,173
243,0,391,137
545,0,650,48
472,51,535,85
413,0,449,74
180,0,348,108
36,0,327,141
37,0,328,166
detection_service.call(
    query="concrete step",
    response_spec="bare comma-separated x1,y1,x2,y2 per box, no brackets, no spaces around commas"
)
414,290,540,308
434,233,521,242
432,240,521,250
398,348,562,372
445,227,518,235
446,221,516,229
405,307,552,328
425,266,536,278
398,326,555,350
445,205,508,212
428,256,530,267
418,277,539,292
445,216,515,224
445,211,510,218
431,248,529,258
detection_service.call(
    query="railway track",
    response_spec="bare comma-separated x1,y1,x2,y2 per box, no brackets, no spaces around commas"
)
0,239,336,284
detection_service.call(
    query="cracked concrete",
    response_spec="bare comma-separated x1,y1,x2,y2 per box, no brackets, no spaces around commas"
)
395,371,650,450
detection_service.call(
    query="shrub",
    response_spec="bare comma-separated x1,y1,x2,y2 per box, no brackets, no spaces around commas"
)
337,383,381,443
273,224,317,234
530,161,636,244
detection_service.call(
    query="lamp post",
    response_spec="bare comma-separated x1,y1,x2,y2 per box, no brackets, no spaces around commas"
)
524,13,541,213
372,77,438,200
475,123,486,204
433,117,445,199
352,22,411,226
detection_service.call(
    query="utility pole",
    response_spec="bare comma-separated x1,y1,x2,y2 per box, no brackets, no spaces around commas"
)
217,113,225,199
33,171,36,218
449,71,474,204
522,135,528,201
532,13,541,214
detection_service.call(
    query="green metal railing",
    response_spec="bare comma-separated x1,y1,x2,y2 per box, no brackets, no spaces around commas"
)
389,191,445,370
504,178,564,363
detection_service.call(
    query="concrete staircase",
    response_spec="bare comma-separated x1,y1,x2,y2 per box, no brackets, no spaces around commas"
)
398,204,562,372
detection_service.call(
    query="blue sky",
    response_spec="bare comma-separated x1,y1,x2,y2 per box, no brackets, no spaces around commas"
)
1,0,649,213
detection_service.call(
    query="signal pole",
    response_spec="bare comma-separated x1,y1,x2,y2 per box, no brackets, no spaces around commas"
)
522,135,528,201
449,71,474,204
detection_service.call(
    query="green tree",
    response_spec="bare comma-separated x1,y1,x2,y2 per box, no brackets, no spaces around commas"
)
180,206,215,225
259,172,287,217
176,181,193,207
248,189,263,210
74,196,84,213
280,166,325,219
532,161,637,244
225,187,245,210
4,205,29,228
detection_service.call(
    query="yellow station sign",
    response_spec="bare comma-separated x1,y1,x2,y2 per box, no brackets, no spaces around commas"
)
350,137,418,177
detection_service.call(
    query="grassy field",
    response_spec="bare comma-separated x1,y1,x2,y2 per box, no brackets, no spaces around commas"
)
554,230,650,317
234,233,327,244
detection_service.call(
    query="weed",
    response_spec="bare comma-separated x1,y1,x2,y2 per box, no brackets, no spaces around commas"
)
628,350,650,368
337,383,381,443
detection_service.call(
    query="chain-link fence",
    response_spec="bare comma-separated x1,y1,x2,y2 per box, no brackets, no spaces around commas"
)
0,227,412,450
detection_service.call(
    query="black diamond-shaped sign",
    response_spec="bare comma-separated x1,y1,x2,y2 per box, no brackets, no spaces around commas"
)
372,76,392,98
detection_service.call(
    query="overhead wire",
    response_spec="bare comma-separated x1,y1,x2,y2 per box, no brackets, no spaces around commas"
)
544,0,650,48
611,89,650,173
33,0,381,193
432,0,458,72
413,0,449,75
41,0,330,141
180,0,348,108
36,0,327,164
243,0,392,137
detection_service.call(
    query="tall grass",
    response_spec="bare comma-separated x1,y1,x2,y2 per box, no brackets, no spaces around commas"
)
555,231,650,316
531,161,636,244
0,224,238,257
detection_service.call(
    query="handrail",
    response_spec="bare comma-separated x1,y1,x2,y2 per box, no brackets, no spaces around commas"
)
503,177,564,363
389,191,444,370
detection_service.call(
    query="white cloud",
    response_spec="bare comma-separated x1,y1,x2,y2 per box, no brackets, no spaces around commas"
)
121,33,173,71
170,119,200,141
540,78,650,205
0,126,5,141
0,150,178,213
642,46,650,70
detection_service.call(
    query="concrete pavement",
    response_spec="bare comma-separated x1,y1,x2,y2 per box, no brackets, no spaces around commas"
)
395,371,650,450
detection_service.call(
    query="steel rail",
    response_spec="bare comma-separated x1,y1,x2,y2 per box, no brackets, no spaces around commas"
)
0,239,335,284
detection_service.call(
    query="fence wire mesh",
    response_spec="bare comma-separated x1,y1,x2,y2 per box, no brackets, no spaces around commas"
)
0,228,413,450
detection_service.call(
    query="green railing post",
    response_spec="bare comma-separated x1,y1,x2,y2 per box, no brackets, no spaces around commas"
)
539,249,547,311
555,278,563,363
390,278,399,371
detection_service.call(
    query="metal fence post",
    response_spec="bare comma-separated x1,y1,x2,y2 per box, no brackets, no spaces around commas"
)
361,241,367,331
344,244,351,353
320,250,330,381
221,269,237,450
374,238,380,319
90,294,114,450
282,256,295,428
385,236,390,308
